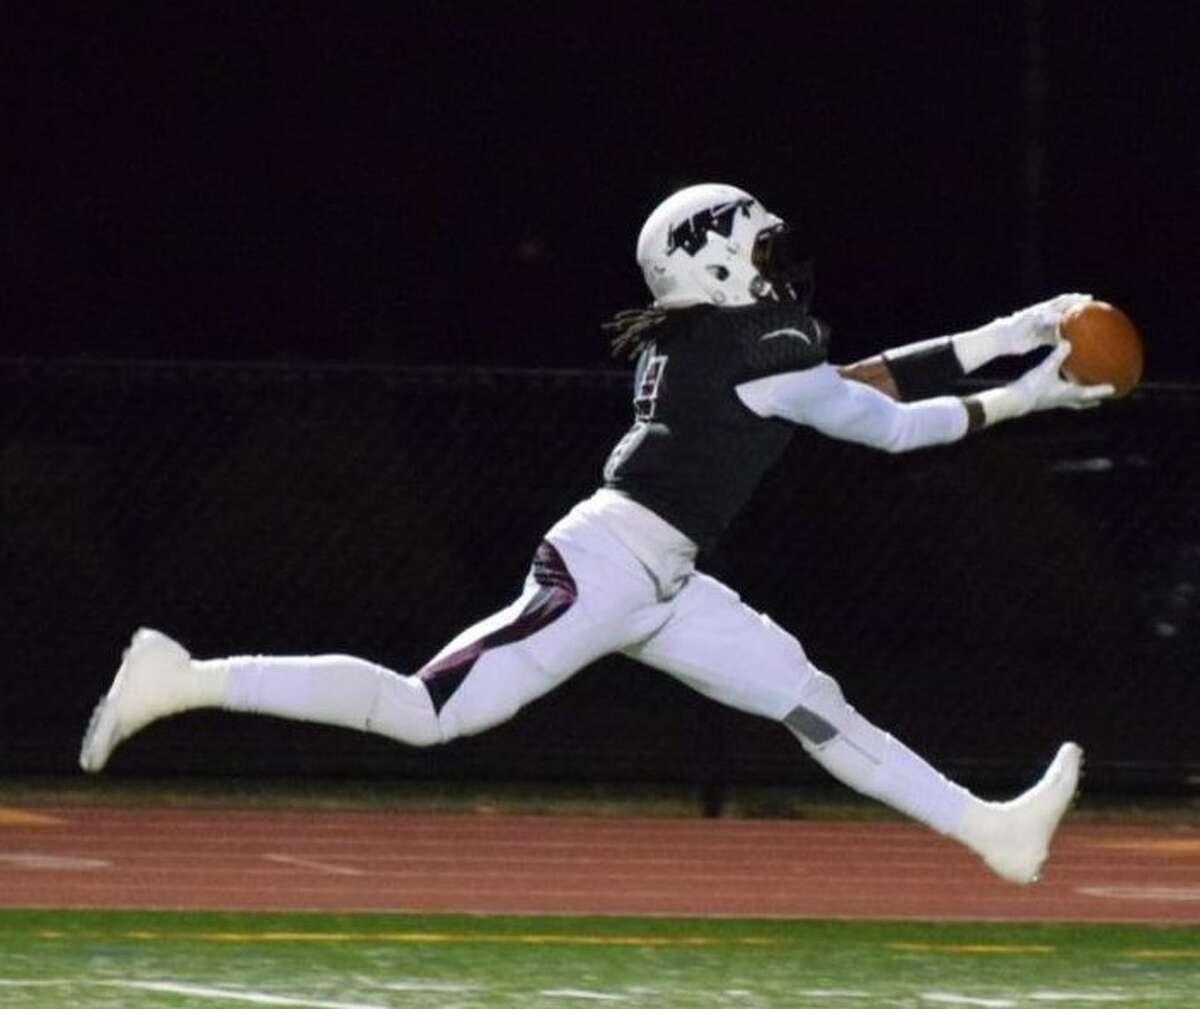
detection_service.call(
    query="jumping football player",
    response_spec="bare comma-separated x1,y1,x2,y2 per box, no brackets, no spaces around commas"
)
80,183,1113,884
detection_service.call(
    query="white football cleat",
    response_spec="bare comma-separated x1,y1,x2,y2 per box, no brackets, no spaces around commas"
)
957,741,1083,885
79,628,194,773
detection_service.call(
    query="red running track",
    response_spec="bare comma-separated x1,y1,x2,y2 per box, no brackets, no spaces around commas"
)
1,806,1198,922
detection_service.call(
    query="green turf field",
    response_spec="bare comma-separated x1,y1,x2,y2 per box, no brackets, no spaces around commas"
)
1,909,1197,1008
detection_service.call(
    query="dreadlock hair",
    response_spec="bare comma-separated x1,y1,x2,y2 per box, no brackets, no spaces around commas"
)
602,306,670,361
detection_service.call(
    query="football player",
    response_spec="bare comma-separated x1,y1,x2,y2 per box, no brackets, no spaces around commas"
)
80,183,1112,884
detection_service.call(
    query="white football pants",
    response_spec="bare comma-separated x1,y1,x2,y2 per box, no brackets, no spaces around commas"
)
201,501,971,836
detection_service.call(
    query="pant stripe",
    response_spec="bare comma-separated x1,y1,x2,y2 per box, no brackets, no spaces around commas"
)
417,542,578,713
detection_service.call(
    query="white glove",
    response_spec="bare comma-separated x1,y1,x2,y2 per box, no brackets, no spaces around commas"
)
950,293,1092,372
995,292,1094,355
973,342,1115,426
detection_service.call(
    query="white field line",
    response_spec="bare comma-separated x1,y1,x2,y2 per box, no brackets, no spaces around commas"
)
0,979,393,1008
1075,885,1200,901
378,981,485,992
0,980,1161,1007
262,854,366,877
0,979,75,986
104,979,391,1008
0,854,110,870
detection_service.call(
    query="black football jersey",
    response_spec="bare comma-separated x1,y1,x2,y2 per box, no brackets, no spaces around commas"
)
603,302,829,551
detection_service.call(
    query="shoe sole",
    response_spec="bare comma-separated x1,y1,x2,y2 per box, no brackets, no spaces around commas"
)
79,695,120,773
79,628,190,773
1023,742,1084,884
78,636,142,773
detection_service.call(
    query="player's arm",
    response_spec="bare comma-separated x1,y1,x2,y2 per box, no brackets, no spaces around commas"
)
737,344,1112,452
739,364,968,453
838,293,1092,402
836,357,902,400
960,341,1113,430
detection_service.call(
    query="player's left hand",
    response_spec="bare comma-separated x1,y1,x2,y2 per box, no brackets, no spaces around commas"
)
1006,293,1093,354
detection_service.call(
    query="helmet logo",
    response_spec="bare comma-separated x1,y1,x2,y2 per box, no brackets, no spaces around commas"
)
666,198,755,257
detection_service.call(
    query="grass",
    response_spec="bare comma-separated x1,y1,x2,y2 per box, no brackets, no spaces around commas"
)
4,777,1197,1005
1,909,1198,1008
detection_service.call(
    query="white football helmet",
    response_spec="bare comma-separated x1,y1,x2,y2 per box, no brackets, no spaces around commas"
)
635,183,810,309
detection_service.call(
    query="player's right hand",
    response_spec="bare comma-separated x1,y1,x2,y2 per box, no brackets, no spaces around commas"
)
973,342,1114,426
1016,342,1115,413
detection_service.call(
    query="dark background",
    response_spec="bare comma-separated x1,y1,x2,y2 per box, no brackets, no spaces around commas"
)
4,5,1199,800
8,3,1199,373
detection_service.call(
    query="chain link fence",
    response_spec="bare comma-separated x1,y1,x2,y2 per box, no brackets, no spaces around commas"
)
3,360,1196,796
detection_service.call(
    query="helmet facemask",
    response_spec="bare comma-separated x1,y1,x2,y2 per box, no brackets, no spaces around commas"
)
751,223,815,310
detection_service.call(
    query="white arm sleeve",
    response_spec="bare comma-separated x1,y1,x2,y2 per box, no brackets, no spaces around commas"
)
736,364,969,453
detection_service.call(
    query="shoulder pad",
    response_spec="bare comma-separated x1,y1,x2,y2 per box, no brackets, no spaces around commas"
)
732,305,831,382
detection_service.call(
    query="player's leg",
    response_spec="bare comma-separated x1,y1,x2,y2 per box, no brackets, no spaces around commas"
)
624,573,973,832
412,537,670,741
782,662,1082,885
624,573,1080,884
78,627,444,773
199,536,636,748
185,540,614,747
81,523,670,770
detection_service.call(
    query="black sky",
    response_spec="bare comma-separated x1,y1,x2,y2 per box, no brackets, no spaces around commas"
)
8,4,1199,376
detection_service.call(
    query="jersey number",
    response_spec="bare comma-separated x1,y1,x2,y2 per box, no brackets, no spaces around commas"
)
604,353,668,483
634,353,668,421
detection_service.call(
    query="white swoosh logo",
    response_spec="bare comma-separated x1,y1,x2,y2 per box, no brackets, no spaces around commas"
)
760,327,812,345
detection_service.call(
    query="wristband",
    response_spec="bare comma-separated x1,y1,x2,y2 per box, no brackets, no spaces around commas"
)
969,385,1029,427
882,337,966,401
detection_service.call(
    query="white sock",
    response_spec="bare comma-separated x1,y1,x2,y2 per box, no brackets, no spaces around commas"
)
194,655,442,747
175,657,230,710
806,717,970,835
786,669,971,835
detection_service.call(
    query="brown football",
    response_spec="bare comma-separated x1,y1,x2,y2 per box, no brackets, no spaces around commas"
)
1060,300,1144,398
